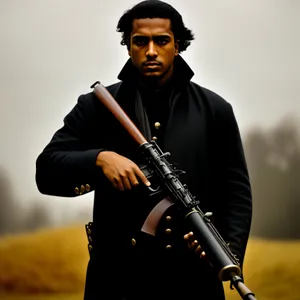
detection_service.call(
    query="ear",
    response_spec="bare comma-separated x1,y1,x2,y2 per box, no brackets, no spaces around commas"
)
127,39,131,56
174,40,179,56
126,45,131,56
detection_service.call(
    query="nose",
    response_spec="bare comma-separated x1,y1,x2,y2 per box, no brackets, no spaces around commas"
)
146,41,158,58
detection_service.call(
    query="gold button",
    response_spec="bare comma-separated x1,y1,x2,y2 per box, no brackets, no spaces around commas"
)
80,185,85,194
166,216,172,222
165,228,171,234
166,245,172,249
152,136,158,141
131,238,137,246
75,187,80,195
154,122,161,129
85,184,91,192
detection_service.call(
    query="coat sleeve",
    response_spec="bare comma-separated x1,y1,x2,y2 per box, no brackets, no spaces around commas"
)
214,102,252,267
35,93,109,197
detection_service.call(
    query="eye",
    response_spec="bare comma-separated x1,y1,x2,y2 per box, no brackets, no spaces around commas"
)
133,36,148,46
155,37,170,45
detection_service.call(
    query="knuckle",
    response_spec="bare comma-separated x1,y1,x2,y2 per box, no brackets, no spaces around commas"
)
112,175,120,181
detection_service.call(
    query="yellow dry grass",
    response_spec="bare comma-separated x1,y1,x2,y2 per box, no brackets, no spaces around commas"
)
0,224,299,300
0,224,89,296
224,238,300,300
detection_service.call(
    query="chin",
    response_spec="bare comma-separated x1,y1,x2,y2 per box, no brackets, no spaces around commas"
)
143,72,163,78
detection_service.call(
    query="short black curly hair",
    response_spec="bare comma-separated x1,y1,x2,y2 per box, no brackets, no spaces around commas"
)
116,0,194,53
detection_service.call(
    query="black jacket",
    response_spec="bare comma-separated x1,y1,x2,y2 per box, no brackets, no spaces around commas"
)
36,56,252,300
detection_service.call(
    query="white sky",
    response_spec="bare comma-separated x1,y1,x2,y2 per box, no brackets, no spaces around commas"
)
0,0,299,229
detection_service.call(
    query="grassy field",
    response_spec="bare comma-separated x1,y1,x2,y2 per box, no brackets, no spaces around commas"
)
0,224,299,300
223,238,300,300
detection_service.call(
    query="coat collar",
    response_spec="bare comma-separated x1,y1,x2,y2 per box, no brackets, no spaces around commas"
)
117,55,194,87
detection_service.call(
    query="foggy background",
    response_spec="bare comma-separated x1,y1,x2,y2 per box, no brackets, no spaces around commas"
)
0,0,299,238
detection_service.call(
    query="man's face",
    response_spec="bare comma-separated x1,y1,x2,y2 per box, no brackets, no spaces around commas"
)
128,18,179,84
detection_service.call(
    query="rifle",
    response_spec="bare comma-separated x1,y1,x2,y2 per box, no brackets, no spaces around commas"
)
91,81,257,300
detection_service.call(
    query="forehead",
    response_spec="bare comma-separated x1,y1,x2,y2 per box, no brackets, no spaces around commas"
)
131,18,173,36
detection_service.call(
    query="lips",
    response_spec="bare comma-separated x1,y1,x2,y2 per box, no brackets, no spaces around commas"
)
144,61,161,66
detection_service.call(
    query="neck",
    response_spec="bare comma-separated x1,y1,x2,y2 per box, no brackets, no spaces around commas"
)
138,75,173,90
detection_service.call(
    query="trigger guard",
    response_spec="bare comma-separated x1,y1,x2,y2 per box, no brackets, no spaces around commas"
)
147,185,161,193
139,164,162,195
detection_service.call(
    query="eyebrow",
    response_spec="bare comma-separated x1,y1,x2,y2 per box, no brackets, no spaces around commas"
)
132,33,172,38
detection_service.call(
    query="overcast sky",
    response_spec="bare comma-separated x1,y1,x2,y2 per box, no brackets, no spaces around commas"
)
0,0,299,229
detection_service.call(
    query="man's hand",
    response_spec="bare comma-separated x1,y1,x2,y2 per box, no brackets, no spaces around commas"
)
96,151,151,191
183,231,207,259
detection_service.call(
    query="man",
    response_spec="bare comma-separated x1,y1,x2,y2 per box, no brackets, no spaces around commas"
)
36,1,252,299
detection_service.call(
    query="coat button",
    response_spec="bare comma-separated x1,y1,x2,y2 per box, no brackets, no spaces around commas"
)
85,184,91,192
165,228,172,234
131,238,137,246
80,185,85,194
166,245,172,250
154,122,161,129
152,136,158,141
166,216,172,222
75,187,80,195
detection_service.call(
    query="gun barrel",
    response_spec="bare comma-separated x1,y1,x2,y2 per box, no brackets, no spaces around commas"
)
185,209,241,281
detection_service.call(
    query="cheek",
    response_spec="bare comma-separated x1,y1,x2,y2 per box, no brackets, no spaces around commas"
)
131,48,142,59
132,54,141,64
165,49,176,61
130,51,144,67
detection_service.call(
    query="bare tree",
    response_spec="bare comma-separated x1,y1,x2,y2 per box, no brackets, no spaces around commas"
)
0,166,22,235
244,117,300,239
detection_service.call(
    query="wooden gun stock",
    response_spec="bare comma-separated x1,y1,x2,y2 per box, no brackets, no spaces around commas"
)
91,81,147,146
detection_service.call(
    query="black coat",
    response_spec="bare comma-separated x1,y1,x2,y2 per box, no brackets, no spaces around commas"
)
36,56,252,300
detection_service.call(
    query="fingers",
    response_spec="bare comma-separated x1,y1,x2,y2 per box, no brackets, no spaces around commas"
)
114,172,136,191
195,245,206,258
183,231,194,242
102,154,150,191
127,171,140,189
134,166,151,187
113,177,125,191
98,152,150,191
183,231,206,259
113,167,150,191
121,167,148,190
121,175,132,191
